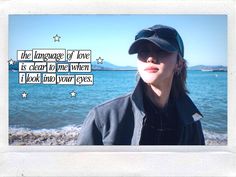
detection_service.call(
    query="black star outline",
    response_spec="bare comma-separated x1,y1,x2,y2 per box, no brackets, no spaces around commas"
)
21,91,28,99
96,57,104,64
70,90,77,98
8,59,15,65
53,34,61,42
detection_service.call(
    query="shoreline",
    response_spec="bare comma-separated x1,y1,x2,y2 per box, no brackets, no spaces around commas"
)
9,127,227,146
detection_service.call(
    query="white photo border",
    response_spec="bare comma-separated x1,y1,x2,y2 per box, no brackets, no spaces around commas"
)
0,0,236,176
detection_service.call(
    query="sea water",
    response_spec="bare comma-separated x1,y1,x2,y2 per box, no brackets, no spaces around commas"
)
9,70,227,145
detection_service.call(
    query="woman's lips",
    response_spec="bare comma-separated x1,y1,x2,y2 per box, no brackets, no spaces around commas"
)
144,66,158,73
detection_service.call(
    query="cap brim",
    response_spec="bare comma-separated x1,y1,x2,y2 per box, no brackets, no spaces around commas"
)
128,37,177,54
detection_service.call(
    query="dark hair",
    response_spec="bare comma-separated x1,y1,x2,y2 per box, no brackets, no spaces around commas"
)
171,55,189,98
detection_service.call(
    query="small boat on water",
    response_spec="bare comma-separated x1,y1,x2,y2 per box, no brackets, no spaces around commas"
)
201,69,213,72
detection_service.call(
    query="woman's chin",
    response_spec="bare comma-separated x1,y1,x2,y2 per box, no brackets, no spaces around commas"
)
141,76,158,85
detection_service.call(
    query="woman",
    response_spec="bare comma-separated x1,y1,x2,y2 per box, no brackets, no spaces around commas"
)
78,24,205,145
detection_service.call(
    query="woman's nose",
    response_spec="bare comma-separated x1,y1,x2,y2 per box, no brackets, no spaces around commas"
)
146,56,157,63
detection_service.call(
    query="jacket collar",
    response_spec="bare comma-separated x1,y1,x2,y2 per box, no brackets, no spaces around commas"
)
175,94,203,125
131,79,146,118
131,79,203,126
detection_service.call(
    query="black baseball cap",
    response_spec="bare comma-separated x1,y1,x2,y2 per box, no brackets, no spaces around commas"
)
128,24,184,57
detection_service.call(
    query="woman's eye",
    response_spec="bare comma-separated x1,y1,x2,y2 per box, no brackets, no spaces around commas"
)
157,50,169,58
138,50,149,59
137,48,170,62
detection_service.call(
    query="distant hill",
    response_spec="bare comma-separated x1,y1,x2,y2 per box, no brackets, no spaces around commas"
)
188,65,227,71
91,61,137,70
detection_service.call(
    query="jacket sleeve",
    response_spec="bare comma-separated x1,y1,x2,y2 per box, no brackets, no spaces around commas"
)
179,120,205,145
189,120,205,145
77,108,103,145
193,120,205,145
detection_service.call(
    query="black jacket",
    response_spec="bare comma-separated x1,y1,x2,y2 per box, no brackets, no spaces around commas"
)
78,79,205,145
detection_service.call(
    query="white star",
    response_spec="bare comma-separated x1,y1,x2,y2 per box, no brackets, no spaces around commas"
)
21,91,28,99
70,90,77,97
53,34,61,42
8,59,15,65
96,57,104,64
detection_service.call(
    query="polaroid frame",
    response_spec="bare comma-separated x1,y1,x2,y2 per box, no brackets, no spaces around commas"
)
0,0,236,176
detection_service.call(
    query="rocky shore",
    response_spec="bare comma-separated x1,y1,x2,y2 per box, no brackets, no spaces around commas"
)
9,127,227,146
9,127,80,146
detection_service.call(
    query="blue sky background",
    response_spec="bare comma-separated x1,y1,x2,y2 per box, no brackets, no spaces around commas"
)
9,15,227,67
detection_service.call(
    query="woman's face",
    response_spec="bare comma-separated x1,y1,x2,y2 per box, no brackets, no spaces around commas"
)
137,43,178,87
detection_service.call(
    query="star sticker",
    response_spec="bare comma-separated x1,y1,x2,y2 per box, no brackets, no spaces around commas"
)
96,57,104,64
53,34,61,42
70,90,77,97
21,91,28,99
8,59,15,65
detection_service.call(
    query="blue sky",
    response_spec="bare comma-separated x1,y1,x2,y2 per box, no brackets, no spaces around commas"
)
9,15,227,67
